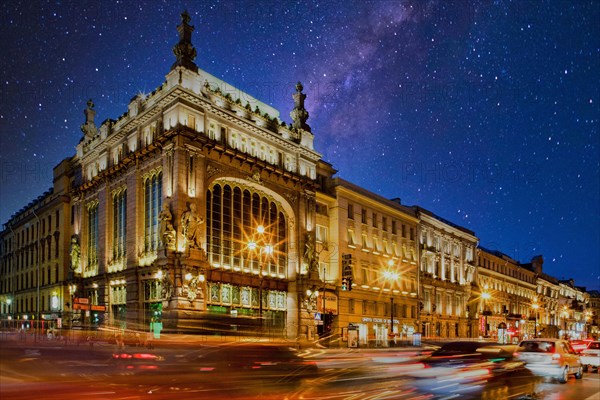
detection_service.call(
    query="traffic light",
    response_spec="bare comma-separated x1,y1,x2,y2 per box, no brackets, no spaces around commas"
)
341,278,348,291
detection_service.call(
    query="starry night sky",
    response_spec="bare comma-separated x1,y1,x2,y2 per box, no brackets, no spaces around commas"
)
1,1,598,290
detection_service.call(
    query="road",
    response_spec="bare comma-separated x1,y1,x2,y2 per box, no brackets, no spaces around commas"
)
537,374,600,400
1,339,598,399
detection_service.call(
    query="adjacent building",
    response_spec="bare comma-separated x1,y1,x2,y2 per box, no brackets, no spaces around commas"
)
413,207,478,339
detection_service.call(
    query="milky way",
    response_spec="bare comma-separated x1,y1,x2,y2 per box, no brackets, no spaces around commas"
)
1,1,598,290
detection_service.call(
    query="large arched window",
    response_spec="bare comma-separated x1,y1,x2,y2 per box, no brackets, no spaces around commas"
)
207,183,287,277
144,172,162,252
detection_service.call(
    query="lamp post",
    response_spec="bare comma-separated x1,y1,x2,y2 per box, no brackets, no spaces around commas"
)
481,290,491,337
532,301,539,338
383,263,400,344
247,225,273,334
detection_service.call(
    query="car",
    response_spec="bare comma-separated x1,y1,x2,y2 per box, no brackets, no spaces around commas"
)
405,341,540,399
516,338,582,383
110,351,165,373
181,343,318,382
570,339,593,354
580,341,600,372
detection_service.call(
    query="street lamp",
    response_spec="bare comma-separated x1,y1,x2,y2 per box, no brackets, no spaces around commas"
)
247,225,274,333
481,290,491,337
532,301,540,338
383,261,400,343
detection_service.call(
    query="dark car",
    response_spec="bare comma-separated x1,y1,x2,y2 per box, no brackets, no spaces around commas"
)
406,341,540,399
181,343,318,383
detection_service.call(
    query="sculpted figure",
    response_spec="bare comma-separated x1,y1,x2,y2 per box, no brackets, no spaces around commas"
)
70,236,81,271
304,232,318,272
180,203,204,249
159,203,176,248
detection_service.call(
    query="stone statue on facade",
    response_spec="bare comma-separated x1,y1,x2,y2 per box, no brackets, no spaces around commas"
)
180,203,204,250
70,235,81,272
304,232,319,273
159,203,176,249
80,99,98,140
160,269,173,301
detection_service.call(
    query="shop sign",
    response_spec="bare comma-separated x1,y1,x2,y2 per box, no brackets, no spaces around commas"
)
317,292,338,314
362,317,399,324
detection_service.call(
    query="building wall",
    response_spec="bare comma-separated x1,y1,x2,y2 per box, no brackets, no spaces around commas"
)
416,210,478,339
326,181,419,346
477,249,537,341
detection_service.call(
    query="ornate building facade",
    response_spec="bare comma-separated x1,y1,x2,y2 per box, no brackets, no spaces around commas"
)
476,248,538,342
413,207,478,339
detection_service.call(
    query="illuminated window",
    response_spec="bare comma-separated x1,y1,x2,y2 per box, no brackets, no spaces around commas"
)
206,183,288,277
113,189,127,261
87,202,99,271
316,225,328,243
144,172,162,252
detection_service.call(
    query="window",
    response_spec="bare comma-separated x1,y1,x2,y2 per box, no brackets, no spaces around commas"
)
410,227,414,241
113,189,127,261
316,202,328,216
87,202,99,270
361,208,367,224
371,237,379,253
144,172,162,252
347,229,356,247
361,234,369,252
347,203,354,219
383,239,390,255
362,267,369,284
382,217,387,231
316,224,328,243
186,114,195,130
207,183,288,277
372,212,377,228
401,224,406,238
391,220,397,235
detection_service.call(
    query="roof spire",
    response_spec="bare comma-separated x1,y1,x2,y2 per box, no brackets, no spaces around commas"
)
171,10,198,73
290,82,311,132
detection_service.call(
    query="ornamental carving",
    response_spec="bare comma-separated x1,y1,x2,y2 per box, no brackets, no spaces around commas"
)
285,192,298,205
206,165,223,179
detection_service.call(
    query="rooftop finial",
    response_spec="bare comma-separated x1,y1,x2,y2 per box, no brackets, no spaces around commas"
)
181,9,191,24
171,10,198,73
290,81,311,132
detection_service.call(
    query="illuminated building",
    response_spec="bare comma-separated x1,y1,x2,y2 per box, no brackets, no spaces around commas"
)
413,207,478,339
476,249,537,341
0,160,73,331
313,176,420,346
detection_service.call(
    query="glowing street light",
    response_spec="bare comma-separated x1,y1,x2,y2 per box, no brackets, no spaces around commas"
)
247,224,274,332
384,262,400,344
532,301,540,337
